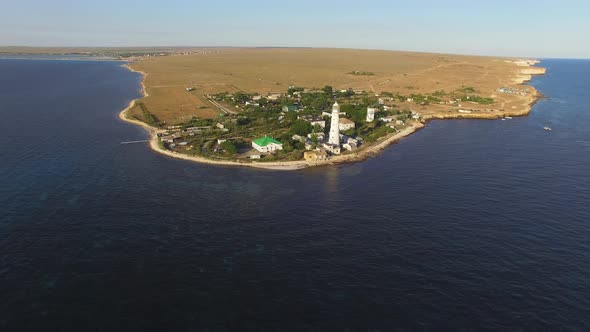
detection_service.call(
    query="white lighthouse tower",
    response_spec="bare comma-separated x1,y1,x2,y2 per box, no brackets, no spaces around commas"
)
328,101,341,146
366,107,376,122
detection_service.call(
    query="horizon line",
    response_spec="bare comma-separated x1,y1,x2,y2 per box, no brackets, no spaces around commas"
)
1,45,588,60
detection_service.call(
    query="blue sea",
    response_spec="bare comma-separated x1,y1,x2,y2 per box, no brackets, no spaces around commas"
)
1,58,589,331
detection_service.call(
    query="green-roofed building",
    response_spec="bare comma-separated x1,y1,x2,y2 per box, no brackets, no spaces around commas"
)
282,105,300,113
252,136,283,153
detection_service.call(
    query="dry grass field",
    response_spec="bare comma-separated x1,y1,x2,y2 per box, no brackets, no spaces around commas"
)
128,48,544,124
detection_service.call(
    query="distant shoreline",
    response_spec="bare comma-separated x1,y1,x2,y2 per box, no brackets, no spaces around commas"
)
0,55,126,62
118,60,545,171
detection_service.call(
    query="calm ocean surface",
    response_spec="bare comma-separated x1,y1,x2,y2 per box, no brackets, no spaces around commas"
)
1,59,589,331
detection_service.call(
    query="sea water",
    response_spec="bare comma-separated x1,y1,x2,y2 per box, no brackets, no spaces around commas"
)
1,59,589,330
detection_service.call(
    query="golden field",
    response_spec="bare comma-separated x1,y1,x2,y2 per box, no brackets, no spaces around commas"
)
128,48,545,124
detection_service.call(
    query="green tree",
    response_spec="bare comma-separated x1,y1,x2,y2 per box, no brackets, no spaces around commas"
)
237,117,251,126
285,111,298,123
342,128,356,137
220,141,237,155
233,92,250,103
283,141,294,153
289,120,313,136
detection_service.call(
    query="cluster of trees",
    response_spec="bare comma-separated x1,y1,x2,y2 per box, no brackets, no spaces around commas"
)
220,140,237,155
182,117,214,129
460,95,495,105
289,120,313,136
178,85,423,162
137,102,161,127
340,104,368,123
233,92,251,104
458,86,477,94
335,89,355,98
348,71,375,76
299,93,330,111
288,86,305,95
431,90,448,97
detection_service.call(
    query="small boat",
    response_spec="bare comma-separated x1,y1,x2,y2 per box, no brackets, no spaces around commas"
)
505,116,513,119
544,126,552,131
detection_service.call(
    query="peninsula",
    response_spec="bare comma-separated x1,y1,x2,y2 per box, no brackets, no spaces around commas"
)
118,48,546,170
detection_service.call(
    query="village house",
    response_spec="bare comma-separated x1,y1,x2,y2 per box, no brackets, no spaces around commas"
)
307,132,325,141
252,136,283,153
344,136,359,146
304,149,329,162
342,142,358,151
299,115,325,128
267,93,283,101
160,135,175,143
310,119,325,128
381,116,395,123
339,118,355,131
323,143,341,155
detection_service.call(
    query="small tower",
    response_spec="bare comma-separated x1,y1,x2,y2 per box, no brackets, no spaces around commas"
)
366,107,376,122
328,101,341,146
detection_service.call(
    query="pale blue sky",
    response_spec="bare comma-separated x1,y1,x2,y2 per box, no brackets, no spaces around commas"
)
2,0,589,58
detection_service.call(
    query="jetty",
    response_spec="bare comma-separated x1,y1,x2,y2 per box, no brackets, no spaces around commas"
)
121,140,151,145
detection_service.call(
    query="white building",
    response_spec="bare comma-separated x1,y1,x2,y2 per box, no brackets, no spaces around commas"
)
307,132,325,142
367,107,377,122
252,137,283,153
291,134,305,142
298,115,326,128
339,118,355,131
328,101,341,146
343,142,358,151
323,143,341,155
267,93,282,101
310,119,325,128
381,116,395,123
